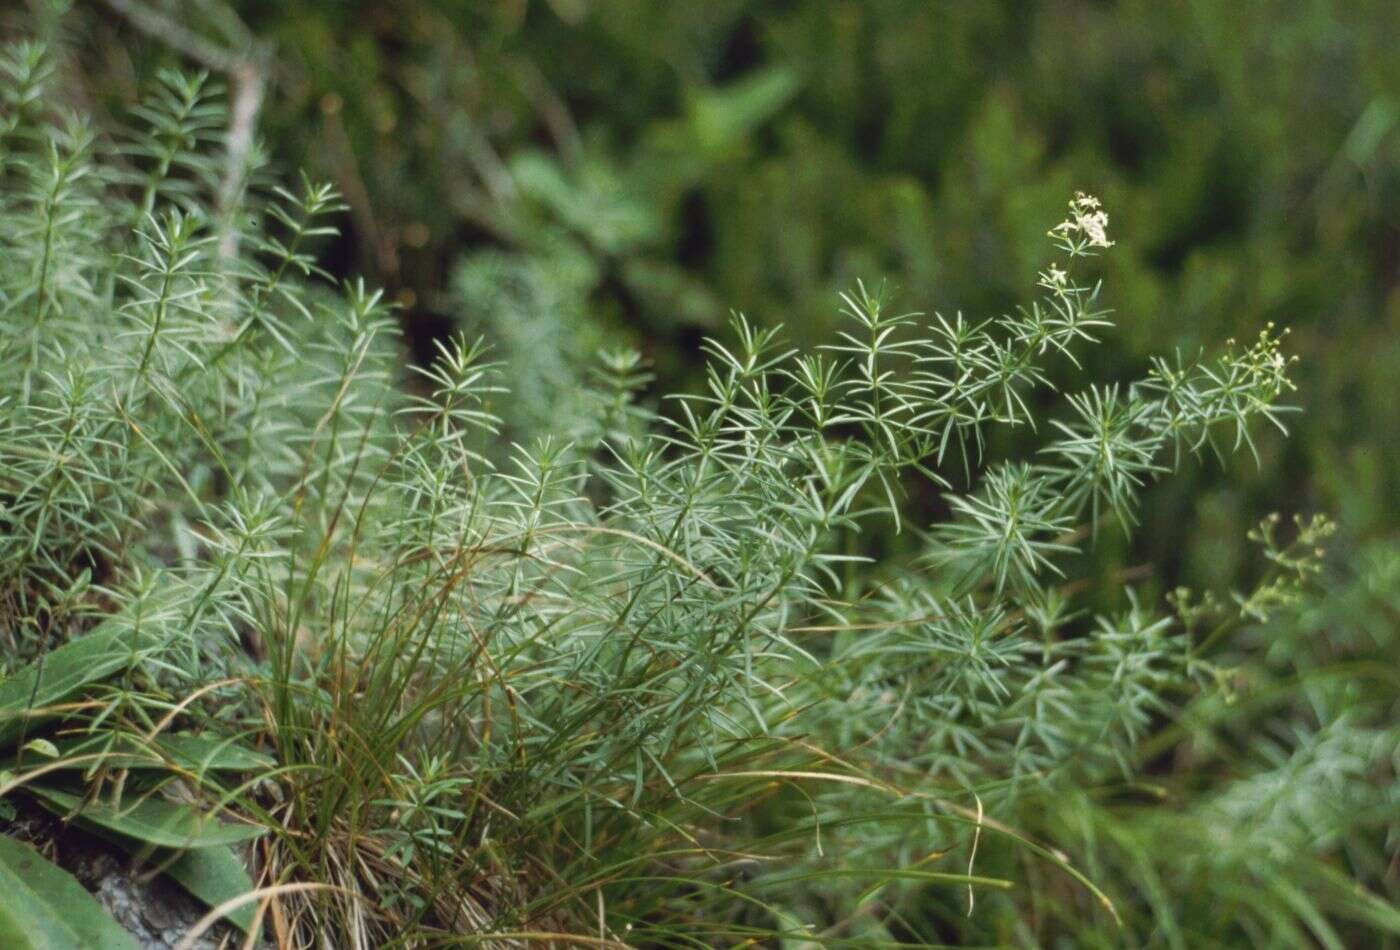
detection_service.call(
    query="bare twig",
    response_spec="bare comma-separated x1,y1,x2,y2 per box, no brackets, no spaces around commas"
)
216,51,267,258
101,0,240,73
101,0,268,259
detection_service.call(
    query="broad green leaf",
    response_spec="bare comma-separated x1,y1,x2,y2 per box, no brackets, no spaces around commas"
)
28,786,266,849
22,738,59,758
156,734,274,773
164,845,259,934
105,840,259,935
15,733,273,774
0,833,141,950
0,623,162,748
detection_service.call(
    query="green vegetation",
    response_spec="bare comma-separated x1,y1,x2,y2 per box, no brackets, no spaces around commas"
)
99,0,1394,577
2,2,1398,947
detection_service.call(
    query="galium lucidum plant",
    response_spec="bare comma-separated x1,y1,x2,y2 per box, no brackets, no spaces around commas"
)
0,39,1326,948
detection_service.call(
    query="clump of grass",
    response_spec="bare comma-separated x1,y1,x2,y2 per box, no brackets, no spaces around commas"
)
6,37,1391,949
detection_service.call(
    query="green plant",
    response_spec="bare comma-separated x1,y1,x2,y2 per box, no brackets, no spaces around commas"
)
0,45,296,946
0,617,267,945
75,0,1396,575
992,521,1400,948
5,30,1392,950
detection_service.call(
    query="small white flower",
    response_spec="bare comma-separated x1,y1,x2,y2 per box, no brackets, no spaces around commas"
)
1039,264,1069,291
1050,192,1114,249
1080,208,1112,248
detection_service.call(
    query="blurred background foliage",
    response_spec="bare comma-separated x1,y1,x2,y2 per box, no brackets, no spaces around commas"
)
12,0,1398,942
47,0,1397,601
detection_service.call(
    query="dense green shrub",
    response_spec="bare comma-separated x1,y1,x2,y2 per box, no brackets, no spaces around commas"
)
59,0,1397,590
8,36,1395,947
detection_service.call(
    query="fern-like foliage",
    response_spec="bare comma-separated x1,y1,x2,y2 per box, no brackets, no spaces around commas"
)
6,40,1382,950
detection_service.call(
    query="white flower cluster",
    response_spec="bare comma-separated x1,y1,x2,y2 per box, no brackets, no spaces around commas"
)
1050,191,1113,250
1038,262,1070,292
